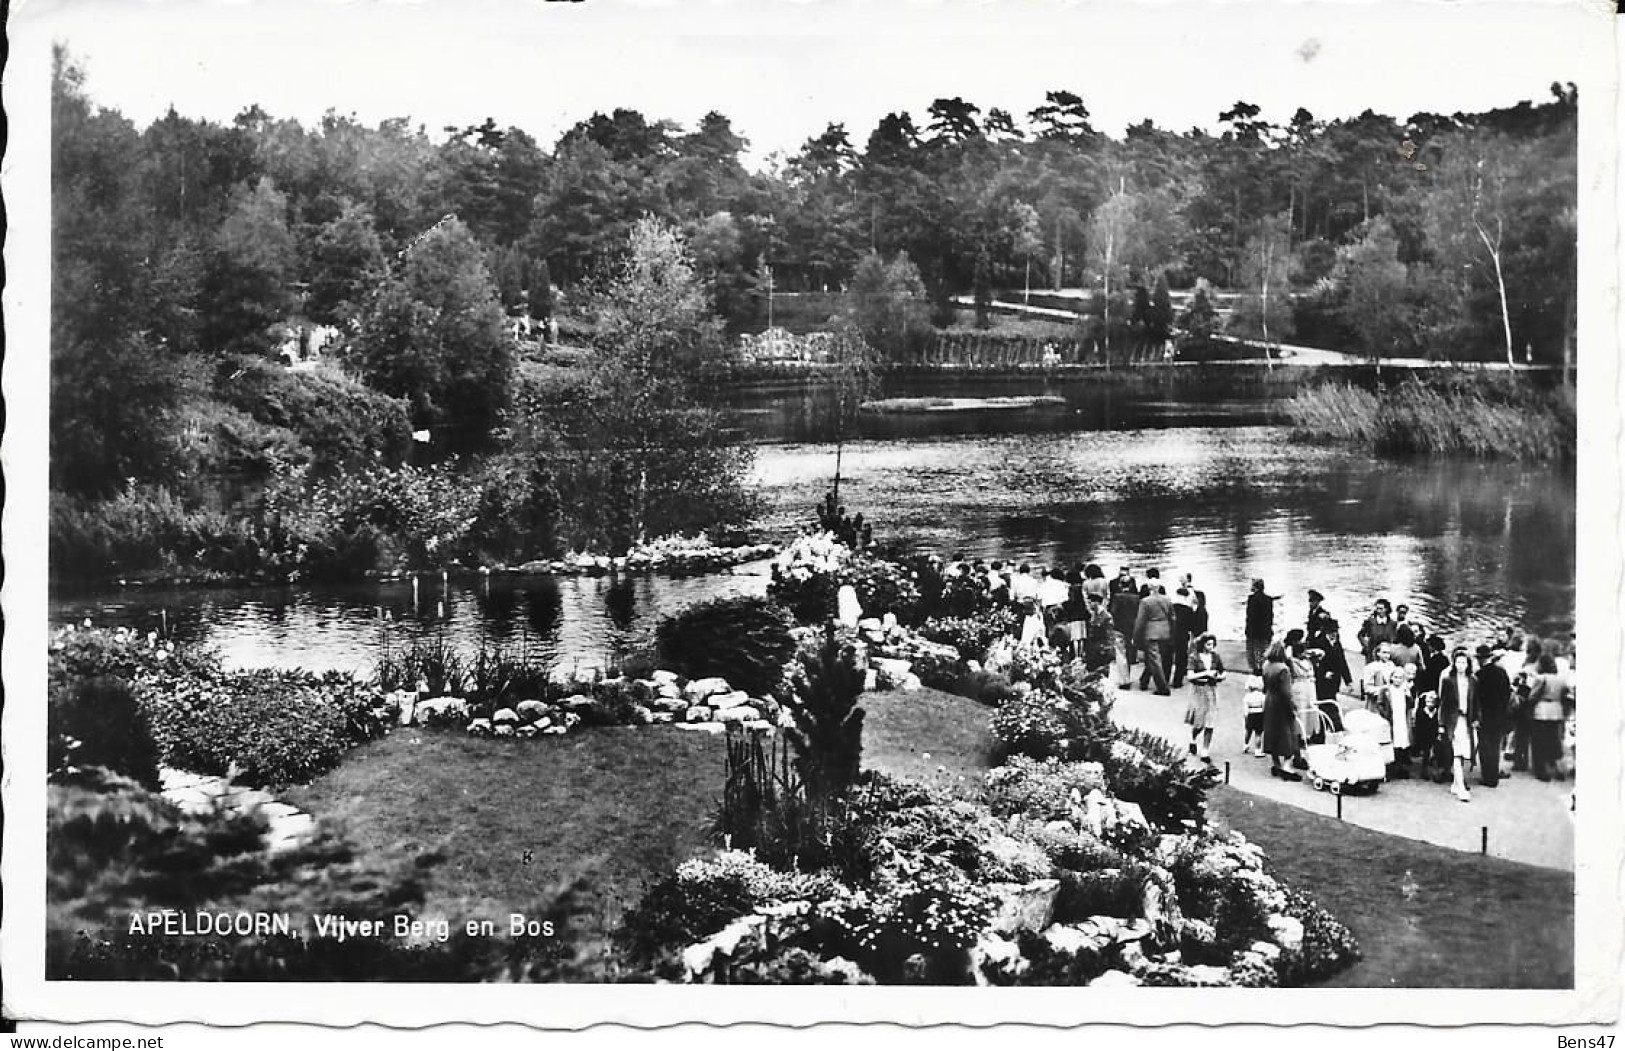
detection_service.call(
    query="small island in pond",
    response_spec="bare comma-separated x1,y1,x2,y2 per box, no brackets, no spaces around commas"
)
859,395,1068,414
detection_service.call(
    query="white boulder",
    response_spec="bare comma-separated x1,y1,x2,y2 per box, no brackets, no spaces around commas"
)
1088,969,1143,988
683,677,733,704
1265,914,1305,953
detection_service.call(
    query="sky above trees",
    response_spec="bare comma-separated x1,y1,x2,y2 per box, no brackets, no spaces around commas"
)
19,0,1593,170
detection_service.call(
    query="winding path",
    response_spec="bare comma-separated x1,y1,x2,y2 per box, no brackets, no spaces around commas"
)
1107,641,1574,871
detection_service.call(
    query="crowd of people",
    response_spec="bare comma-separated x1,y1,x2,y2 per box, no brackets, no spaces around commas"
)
933,557,1577,803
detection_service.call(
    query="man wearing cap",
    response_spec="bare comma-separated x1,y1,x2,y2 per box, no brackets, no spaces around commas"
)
1245,578,1278,674
1306,589,1335,645
1474,643,1511,787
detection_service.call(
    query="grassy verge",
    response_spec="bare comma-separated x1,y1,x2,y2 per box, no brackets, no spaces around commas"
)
1206,787,1573,988
1287,373,1575,461
285,727,728,929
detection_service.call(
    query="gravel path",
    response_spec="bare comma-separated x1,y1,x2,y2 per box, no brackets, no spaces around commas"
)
1108,641,1575,872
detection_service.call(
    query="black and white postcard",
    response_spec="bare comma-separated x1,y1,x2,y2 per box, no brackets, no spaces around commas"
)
3,0,1620,1036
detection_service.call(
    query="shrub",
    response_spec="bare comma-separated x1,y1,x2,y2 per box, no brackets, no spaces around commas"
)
842,556,923,624
821,860,993,984
918,608,1020,661
1275,887,1362,984
614,871,759,974
989,694,1070,761
140,666,392,789
214,357,413,472
1024,824,1124,872
46,770,603,981
909,649,964,692
767,567,841,623
49,675,163,789
615,645,661,682
1052,865,1152,923
656,595,796,697
956,668,1017,708
49,485,263,583
983,757,1107,822
1091,728,1218,833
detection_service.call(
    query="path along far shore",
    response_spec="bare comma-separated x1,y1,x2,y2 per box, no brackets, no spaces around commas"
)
1105,639,1575,872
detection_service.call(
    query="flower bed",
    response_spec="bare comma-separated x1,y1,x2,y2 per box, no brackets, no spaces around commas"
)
49,625,398,791
638,760,1360,986
616,552,1361,986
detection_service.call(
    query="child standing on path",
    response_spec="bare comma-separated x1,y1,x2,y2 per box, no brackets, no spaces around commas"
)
1242,674,1267,757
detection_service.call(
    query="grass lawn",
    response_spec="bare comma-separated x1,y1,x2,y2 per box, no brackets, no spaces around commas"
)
1206,787,1573,988
286,726,729,933
289,685,1571,987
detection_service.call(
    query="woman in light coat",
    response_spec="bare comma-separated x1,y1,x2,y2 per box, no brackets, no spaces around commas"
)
1436,647,1477,802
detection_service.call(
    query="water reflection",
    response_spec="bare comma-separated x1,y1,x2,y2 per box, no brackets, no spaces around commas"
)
752,427,1575,644
721,373,1285,444
49,380,1574,673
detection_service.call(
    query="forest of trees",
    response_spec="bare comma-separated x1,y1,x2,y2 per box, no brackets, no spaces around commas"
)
48,45,1579,578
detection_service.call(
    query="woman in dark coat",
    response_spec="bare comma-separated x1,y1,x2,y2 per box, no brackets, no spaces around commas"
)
1308,620,1352,744
1261,641,1303,780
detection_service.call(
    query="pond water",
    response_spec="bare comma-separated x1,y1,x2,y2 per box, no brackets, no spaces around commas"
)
50,375,1576,675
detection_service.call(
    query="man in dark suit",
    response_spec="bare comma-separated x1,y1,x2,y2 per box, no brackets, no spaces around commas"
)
1109,573,1142,671
1474,643,1511,787
1245,578,1278,674
1133,585,1174,695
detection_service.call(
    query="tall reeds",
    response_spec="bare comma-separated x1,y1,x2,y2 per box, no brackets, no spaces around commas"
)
1286,374,1575,461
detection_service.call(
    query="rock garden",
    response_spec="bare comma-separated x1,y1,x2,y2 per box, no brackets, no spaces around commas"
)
44,531,1360,984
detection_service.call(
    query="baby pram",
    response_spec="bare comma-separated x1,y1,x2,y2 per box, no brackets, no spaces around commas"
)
1302,707,1390,795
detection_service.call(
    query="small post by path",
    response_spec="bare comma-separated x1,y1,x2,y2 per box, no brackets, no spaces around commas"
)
1481,826,1488,855
1224,761,1231,785
1336,792,1343,822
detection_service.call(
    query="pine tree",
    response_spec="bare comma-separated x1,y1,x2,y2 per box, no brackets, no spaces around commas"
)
782,625,866,801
